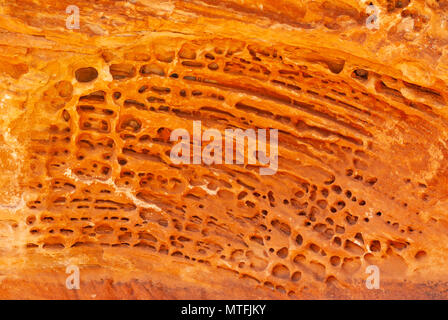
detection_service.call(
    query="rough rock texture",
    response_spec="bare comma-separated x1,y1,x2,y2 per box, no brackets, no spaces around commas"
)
1,0,448,299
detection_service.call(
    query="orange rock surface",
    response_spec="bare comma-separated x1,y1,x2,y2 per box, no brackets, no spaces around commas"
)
1,0,448,299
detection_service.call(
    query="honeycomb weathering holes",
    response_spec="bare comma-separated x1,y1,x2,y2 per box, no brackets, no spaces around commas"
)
14,34,447,299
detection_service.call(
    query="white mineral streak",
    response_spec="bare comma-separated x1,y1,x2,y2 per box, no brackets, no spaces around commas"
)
63,168,163,212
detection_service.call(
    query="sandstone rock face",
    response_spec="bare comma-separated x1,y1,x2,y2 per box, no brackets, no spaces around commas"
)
1,0,448,299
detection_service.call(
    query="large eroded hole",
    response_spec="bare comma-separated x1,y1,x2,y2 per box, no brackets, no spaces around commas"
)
75,67,99,82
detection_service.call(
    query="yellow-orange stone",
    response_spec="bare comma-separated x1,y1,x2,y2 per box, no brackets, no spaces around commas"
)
0,0,448,299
